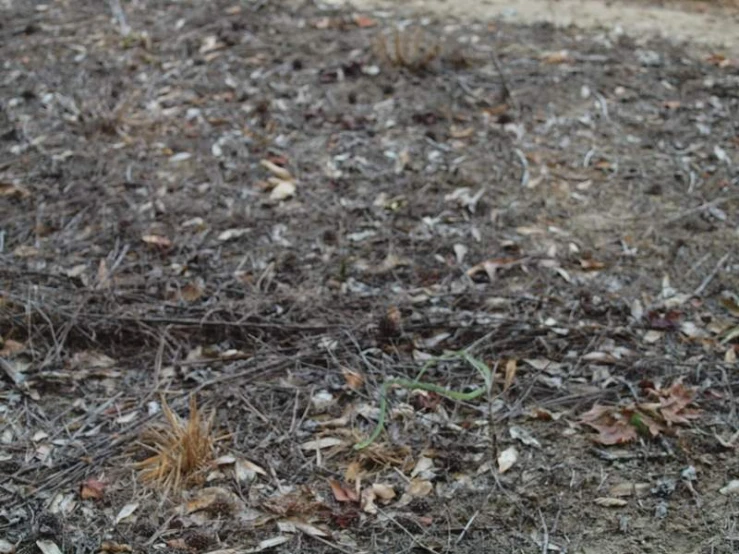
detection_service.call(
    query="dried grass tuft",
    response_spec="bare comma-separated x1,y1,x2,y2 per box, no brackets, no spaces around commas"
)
135,395,217,492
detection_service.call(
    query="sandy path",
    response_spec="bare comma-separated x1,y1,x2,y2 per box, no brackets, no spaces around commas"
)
343,0,739,56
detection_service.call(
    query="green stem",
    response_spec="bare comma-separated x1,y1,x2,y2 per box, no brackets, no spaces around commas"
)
354,350,492,450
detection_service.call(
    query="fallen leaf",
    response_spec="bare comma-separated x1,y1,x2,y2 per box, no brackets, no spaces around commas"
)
594,497,628,507
0,339,25,357
252,537,290,551
13,244,39,258
0,181,31,199
35,541,63,554
142,235,172,249
643,330,663,344
69,351,116,370
100,542,133,553
466,258,520,282
371,252,411,274
644,380,701,425
579,405,638,445
719,291,739,316
278,518,328,537
300,437,344,451
646,310,681,331
542,50,571,64
509,426,541,448
410,456,434,478
609,482,650,497
269,180,296,201
180,282,204,302
353,14,377,28
186,487,234,514
579,258,605,271
399,480,428,500
166,539,188,550
235,459,267,482
0,358,26,385
450,126,475,139
260,159,293,181
114,502,139,524
497,446,518,473
720,480,739,496
80,478,106,500
503,359,517,392
329,479,358,503
378,306,402,338
96,258,111,289
371,483,396,501
344,461,362,483
342,368,364,389
360,485,378,514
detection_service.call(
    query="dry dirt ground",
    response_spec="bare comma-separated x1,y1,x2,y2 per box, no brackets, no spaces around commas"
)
349,0,739,56
1,0,739,553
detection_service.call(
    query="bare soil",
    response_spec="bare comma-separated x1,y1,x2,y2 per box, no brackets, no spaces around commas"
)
349,0,739,56
1,1,739,553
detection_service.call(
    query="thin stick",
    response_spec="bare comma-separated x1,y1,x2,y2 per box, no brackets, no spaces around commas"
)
488,361,499,461
538,508,549,554
490,47,518,112
108,0,131,36
693,253,730,297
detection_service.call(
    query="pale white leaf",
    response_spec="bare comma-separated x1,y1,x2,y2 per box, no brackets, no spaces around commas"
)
114,502,139,524
509,426,541,448
35,541,63,554
593,497,628,507
497,446,518,473
407,479,433,497
372,483,396,500
720,480,739,496
214,455,236,465
269,180,296,201
609,483,650,497
251,537,290,552
300,437,344,450
218,228,250,241
235,458,267,481
260,159,293,181
410,456,434,478
288,519,328,537
169,152,192,163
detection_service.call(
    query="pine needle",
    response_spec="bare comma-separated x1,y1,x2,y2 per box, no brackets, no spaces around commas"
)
135,395,217,492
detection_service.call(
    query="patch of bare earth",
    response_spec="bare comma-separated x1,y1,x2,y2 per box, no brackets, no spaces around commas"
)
1,1,738,553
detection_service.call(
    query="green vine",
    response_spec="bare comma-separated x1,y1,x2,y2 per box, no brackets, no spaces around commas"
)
354,350,493,450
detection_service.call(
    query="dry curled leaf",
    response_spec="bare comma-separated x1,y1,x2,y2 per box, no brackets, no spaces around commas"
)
141,234,172,249
329,479,358,503
342,368,364,389
579,405,638,445
80,478,107,500
503,359,517,392
353,14,377,28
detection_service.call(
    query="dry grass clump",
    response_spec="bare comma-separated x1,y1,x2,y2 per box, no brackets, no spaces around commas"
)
135,395,218,492
373,26,442,71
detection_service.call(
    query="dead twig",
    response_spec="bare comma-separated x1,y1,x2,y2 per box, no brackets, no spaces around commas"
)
693,253,730,297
